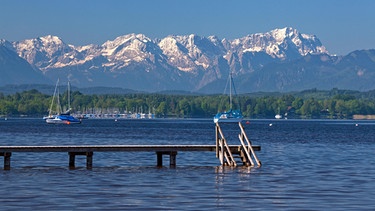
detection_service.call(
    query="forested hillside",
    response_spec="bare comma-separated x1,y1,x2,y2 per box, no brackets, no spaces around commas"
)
1,89,375,119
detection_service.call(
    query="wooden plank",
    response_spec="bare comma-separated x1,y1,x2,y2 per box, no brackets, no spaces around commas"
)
0,145,260,153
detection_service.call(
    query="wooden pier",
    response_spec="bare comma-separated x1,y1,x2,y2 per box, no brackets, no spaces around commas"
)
0,145,260,170
1,122,261,170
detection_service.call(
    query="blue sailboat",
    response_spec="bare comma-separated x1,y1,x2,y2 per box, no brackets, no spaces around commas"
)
213,72,243,123
46,79,81,124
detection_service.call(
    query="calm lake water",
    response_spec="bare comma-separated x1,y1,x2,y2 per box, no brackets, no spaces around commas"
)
0,118,374,210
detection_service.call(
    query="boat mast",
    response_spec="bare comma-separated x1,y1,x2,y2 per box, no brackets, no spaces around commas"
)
229,72,232,110
68,81,71,110
57,86,62,115
49,78,59,116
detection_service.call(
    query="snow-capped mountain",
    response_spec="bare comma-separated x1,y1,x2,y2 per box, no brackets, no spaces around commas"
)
229,27,327,59
6,27,373,93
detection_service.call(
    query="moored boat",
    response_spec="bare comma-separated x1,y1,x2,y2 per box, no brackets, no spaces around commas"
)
214,109,243,123
45,79,81,125
213,72,243,123
46,113,81,124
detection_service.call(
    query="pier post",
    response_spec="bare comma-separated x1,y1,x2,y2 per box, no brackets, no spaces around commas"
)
1,152,12,170
86,152,93,169
218,138,224,165
156,152,163,167
156,151,178,167
169,151,177,167
216,124,219,158
69,152,93,169
69,152,76,169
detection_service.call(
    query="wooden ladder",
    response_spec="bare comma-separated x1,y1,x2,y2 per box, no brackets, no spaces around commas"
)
215,122,261,167
238,122,261,167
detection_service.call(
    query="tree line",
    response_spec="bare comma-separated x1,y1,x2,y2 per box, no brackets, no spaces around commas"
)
1,88,375,119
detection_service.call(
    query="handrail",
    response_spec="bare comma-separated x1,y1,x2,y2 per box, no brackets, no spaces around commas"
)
238,134,254,166
238,122,261,166
223,138,236,166
216,123,236,166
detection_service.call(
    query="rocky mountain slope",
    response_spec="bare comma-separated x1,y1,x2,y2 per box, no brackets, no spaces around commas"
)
1,27,374,93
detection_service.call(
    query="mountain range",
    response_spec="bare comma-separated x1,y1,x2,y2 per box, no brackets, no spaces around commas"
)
1,27,375,94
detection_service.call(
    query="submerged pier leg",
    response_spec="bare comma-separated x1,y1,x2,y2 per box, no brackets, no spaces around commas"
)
69,152,93,169
86,152,93,169
1,152,12,170
156,151,178,167
156,152,163,167
169,151,177,168
69,152,76,169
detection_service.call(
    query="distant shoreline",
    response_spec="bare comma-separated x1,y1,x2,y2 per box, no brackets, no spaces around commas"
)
353,115,375,120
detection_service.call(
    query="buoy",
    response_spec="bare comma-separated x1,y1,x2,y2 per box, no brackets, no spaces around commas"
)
269,123,273,127
246,121,250,124
355,123,358,127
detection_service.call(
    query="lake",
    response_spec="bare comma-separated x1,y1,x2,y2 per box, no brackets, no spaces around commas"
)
0,118,374,210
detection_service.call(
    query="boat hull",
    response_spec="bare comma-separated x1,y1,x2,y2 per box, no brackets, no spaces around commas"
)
46,115,81,124
213,109,243,123
214,117,243,123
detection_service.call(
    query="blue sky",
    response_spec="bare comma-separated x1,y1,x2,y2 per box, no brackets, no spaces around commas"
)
1,0,374,55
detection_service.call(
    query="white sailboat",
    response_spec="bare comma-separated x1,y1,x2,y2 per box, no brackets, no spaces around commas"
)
213,72,243,123
275,107,282,119
43,78,60,120
45,79,81,124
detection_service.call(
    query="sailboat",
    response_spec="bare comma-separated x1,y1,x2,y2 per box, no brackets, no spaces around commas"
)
275,107,282,119
43,79,59,120
213,72,243,123
45,79,81,124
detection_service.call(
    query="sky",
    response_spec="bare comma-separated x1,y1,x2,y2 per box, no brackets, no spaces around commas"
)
1,0,375,55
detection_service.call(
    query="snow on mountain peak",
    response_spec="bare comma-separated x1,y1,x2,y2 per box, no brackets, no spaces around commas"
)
270,27,298,42
39,35,64,45
6,27,330,82
232,27,328,59
101,33,152,57
158,35,196,71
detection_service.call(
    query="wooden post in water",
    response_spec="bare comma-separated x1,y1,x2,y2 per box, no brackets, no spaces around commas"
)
219,138,224,165
170,151,177,167
69,152,76,169
216,124,219,158
69,152,93,169
156,151,178,167
1,152,12,170
86,152,93,169
156,152,163,167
